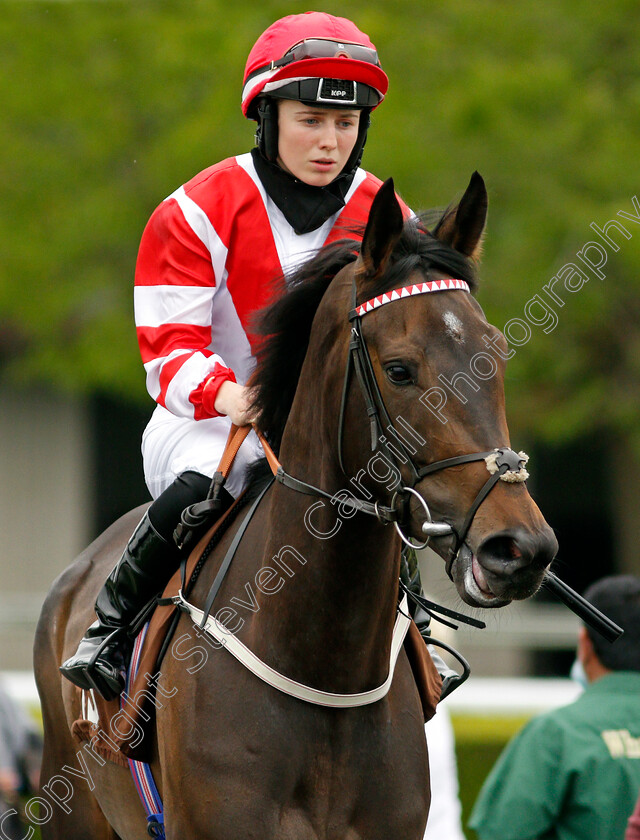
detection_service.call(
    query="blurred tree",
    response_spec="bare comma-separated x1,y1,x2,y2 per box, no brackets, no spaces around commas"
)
1,0,639,456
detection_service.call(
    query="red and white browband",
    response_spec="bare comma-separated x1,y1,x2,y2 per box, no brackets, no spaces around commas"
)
351,278,470,318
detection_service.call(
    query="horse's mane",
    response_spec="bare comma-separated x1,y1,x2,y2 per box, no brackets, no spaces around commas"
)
251,214,478,453
249,238,358,452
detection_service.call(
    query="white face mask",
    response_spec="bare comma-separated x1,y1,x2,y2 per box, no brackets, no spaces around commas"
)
570,657,588,689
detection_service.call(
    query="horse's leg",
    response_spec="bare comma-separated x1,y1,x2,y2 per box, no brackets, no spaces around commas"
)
35,583,119,840
40,680,150,840
35,531,150,840
38,709,119,839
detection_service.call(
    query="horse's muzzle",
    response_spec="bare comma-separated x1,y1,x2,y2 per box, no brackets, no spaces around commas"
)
472,525,559,603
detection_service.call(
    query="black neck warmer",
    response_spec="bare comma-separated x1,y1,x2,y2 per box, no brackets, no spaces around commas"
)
251,148,357,235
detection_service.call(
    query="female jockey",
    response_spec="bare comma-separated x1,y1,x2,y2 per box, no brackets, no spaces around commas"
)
61,11,409,701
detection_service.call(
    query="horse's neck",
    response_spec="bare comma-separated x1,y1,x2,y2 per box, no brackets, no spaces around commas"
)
248,301,403,692
251,468,401,694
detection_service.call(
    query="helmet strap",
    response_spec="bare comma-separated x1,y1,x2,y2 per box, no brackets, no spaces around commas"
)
345,108,371,172
256,97,279,163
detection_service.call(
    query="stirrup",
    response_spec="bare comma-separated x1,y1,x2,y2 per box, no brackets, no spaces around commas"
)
82,664,125,701
427,636,471,701
76,627,128,700
85,625,127,669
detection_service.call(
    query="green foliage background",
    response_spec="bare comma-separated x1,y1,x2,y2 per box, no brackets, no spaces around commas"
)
2,0,640,449
3,5,638,834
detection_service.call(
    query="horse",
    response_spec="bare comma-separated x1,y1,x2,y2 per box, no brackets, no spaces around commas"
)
34,173,558,840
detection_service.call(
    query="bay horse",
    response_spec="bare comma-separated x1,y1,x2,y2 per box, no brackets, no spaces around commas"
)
34,174,557,840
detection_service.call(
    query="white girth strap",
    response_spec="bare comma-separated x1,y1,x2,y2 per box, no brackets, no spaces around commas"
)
173,591,412,708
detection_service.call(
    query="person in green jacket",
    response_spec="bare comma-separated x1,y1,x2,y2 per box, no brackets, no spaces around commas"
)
469,574,640,840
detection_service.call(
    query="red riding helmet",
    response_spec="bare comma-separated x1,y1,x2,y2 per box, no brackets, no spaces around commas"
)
242,11,389,119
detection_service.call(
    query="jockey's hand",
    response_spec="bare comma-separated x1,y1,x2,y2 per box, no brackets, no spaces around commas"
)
214,381,256,427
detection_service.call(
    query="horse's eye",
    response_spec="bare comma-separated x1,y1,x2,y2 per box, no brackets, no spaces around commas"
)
385,364,413,385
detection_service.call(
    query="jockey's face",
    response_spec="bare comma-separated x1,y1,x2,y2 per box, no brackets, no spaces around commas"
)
276,99,360,187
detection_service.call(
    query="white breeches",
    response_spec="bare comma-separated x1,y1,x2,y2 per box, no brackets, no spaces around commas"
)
141,405,264,500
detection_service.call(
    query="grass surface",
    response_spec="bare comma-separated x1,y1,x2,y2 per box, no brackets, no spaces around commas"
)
453,714,530,839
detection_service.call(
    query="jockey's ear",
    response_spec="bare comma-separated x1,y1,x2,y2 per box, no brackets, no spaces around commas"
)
356,178,404,283
433,171,488,261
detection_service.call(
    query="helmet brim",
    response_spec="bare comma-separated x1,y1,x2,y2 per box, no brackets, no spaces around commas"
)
242,57,388,117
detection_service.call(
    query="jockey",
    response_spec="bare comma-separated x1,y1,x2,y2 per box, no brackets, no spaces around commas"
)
60,11,406,701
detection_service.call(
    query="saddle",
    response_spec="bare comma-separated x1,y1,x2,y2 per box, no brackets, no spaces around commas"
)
71,426,442,765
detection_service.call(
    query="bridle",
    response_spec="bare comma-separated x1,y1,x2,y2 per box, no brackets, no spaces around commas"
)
174,270,622,708
325,273,623,642
333,274,529,574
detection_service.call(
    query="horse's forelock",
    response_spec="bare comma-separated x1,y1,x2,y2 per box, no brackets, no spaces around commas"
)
359,217,479,303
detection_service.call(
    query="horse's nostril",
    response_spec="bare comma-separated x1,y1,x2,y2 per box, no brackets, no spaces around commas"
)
477,528,557,578
480,535,522,564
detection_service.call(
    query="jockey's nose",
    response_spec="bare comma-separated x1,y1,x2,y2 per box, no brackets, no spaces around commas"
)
319,124,338,150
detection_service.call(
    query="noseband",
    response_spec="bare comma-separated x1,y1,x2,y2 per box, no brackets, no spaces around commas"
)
335,275,529,574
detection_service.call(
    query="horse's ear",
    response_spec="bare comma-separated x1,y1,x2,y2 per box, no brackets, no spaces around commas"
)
356,178,404,282
433,172,488,260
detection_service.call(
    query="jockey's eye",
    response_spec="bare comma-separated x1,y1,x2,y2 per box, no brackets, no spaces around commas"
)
385,364,414,386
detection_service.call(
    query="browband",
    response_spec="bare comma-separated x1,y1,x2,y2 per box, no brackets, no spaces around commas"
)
350,278,470,319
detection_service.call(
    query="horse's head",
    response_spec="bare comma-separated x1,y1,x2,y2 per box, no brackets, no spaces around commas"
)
332,176,558,608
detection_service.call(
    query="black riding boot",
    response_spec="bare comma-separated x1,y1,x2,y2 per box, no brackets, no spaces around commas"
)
60,470,218,701
59,512,178,700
